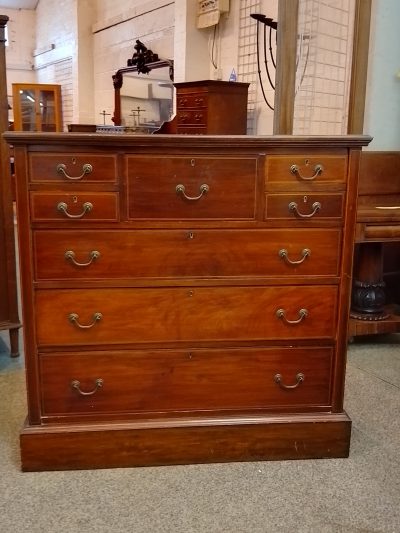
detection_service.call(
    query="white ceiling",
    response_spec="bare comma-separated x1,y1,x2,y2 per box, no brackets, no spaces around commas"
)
0,0,38,9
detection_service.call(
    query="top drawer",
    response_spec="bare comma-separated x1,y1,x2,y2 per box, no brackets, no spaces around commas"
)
266,155,347,186
127,156,258,220
29,153,118,183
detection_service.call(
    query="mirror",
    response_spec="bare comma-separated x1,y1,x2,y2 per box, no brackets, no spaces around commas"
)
111,58,174,133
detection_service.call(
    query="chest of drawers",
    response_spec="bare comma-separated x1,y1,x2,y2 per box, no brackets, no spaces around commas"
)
6,132,370,471
174,80,249,134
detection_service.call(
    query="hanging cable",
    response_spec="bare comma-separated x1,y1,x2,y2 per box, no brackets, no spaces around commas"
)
251,14,274,111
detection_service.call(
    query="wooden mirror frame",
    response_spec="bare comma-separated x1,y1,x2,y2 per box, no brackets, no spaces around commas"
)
112,60,174,126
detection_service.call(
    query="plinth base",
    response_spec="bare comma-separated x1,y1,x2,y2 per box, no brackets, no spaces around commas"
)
20,412,352,471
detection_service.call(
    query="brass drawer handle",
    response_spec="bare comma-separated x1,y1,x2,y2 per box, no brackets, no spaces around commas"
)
68,312,103,329
71,378,103,396
289,201,321,218
276,308,308,324
57,163,93,180
274,373,305,389
290,164,323,181
279,248,311,265
64,250,100,267
176,183,209,201
57,201,93,218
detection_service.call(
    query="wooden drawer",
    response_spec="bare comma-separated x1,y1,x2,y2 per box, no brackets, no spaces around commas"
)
266,193,344,221
30,192,119,222
39,347,333,416
33,228,341,280
176,110,207,126
35,286,337,346
177,93,207,109
127,156,257,220
266,155,347,185
29,153,117,183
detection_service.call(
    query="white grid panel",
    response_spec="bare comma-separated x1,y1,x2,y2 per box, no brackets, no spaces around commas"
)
238,0,260,134
294,0,355,135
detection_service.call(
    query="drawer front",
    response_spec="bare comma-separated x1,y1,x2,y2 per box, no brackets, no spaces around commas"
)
177,110,207,126
35,286,337,346
29,153,118,183
30,192,119,222
39,347,333,416
266,193,344,221
177,93,207,109
127,156,257,220
33,228,341,280
266,155,347,185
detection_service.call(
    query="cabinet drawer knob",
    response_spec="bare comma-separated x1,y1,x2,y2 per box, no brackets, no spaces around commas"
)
288,201,321,218
68,312,103,329
57,163,93,180
290,164,323,181
176,183,209,201
279,248,311,265
64,250,100,267
71,378,103,396
274,373,305,389
57,201,93,218
276,308,308,324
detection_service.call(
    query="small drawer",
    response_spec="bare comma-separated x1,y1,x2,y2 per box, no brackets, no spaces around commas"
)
177,110,207,126
29,153,118,183
35,286,337,347
177,93,208,109
33,228,341,280
39,346,333,417
30,192,119,222
127,156,257,220
266,193,344,221
266,155,347,186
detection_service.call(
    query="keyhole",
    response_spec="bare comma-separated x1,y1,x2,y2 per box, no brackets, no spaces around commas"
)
188,290,194,297
305,159,310,166
188,231,195,239
72,157,77,165
190,158,195,167
303,195,308,203
72,195,78,203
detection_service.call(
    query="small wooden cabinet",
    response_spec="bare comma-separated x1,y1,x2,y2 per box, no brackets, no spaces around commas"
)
7,132,370,471
12,83,62,132
174,80,249,134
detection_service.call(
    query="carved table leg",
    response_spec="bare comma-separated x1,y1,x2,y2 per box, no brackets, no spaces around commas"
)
351,242,389,320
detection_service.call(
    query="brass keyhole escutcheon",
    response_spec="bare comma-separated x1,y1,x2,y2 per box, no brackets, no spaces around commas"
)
72,195,78,204
303,195,308,203
305,159,310,166
72,157,77,165
188,290,194,297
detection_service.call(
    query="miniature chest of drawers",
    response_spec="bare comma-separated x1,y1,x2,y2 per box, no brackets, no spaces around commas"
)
174,80,249,134
6,132,370,471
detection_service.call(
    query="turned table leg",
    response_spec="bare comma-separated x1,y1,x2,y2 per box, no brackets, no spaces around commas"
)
351,242,389,320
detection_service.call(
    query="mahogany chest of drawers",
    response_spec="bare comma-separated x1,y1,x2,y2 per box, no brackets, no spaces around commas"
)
6,132,370,471
174,80,249,134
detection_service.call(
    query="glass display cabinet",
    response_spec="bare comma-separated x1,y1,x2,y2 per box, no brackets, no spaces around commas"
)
12,83,63,132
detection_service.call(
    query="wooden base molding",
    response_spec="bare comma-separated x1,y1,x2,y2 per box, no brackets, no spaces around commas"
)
20,413,351,471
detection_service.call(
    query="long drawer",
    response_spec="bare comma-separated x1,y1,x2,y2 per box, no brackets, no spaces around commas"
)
33,228,341,280
126,156,257,219
35,286,338,346
39,347,333,416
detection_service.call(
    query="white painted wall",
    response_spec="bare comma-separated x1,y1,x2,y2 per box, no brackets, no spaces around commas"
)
363,0,400,150
3,8,35,118
4,0,399,143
